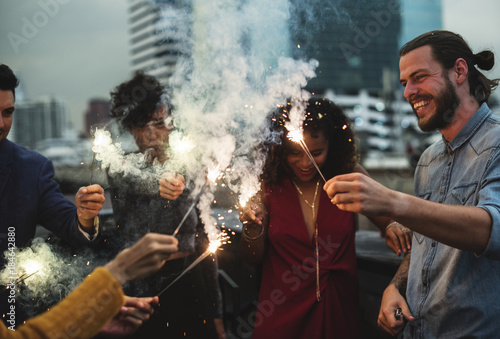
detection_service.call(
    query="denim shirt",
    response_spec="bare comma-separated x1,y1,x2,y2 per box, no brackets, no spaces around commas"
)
405,103,500,339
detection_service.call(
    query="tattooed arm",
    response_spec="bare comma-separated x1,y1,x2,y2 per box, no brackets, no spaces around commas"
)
392,251,410,295
377,252,416,336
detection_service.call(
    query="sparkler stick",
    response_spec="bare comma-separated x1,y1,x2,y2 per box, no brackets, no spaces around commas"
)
89,152,97,185
157,249,212,296
172,182,208,237
172,165,222,237
157,235,225,296
0,271,39,294
287,129,327,182
89,129,110,185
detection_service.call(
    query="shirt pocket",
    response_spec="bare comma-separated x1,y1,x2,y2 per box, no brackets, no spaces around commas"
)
450,182,478,206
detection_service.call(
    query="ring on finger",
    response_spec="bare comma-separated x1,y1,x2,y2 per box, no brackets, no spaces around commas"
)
394,307,403,320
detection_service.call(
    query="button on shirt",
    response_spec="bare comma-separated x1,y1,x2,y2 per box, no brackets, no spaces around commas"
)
405,103,500,338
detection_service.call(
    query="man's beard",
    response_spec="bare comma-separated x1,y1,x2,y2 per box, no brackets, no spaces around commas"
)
415,76,460,132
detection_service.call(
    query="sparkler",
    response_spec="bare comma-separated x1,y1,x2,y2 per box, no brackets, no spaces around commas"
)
89,152,97,185
157,233,226,296
287,127,327,183
89,130,110,185
172,165,223,237
0,271,39,294
0,257,44,294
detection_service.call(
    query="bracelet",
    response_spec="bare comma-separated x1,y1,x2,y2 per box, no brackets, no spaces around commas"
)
242,224,264,240
386,221,400,230
386,221,411,233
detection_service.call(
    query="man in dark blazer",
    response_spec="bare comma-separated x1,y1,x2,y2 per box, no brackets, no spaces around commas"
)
0,64,106,327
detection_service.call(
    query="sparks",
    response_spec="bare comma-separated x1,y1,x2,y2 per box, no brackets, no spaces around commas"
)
158,233,227,296
287,127,304,143
90,129,112,184
23,259,42,276
170,133,195,154
93,129,112,149
207,164,223,183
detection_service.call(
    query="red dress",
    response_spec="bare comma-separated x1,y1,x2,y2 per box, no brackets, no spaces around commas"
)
251,179,359,339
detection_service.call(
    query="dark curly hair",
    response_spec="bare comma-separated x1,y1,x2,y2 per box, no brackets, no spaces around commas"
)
109,71,172,130
261,97,357,186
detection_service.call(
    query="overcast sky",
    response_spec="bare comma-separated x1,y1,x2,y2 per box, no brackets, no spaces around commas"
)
1,0,499,132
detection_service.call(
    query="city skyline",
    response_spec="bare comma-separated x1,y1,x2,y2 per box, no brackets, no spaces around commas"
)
0,0,499,133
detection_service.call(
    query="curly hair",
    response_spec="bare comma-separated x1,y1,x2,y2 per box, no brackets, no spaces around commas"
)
261,97,357,186
109,71,172,130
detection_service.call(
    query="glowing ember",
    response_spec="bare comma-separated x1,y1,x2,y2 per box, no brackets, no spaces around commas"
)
92,129,112,151
90,129,113,184
170,132,195,154
207,165,222,183
158,232,226,296
23,259,42,276
287,128,303,143
208,238,222,253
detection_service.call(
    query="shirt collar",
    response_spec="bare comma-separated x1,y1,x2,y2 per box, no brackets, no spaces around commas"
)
445,102,491,152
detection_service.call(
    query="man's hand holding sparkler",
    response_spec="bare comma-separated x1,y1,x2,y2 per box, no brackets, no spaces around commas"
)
324,172,413,255
324,172,398,217
75,184,106,233
159,172,185,200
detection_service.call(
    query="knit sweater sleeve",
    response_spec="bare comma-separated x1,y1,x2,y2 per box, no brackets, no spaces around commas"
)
0,267,124,339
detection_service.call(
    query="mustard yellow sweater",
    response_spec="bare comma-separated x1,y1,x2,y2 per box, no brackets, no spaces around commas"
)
0,267,124,339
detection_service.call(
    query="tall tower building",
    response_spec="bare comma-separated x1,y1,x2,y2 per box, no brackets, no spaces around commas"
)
128,0,186,84
290,0,402,95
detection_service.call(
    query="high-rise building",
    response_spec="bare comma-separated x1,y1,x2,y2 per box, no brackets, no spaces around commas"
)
128,0,186,84
12,97,68,150
290,0,402,96
84,98,111,136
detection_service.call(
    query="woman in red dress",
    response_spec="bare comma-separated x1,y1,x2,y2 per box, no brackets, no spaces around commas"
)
239,98,400,338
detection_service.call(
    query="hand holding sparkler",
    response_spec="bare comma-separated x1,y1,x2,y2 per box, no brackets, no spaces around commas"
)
75,184,105,233
159,173,185,200
239,191,268,266
105,233,179,285
239,192,266,226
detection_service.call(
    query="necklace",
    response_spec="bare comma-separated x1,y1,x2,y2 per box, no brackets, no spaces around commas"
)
291,179,320,209
291,178,322,302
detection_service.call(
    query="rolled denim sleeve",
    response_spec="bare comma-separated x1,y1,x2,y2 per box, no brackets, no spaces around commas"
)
477,150,500,260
